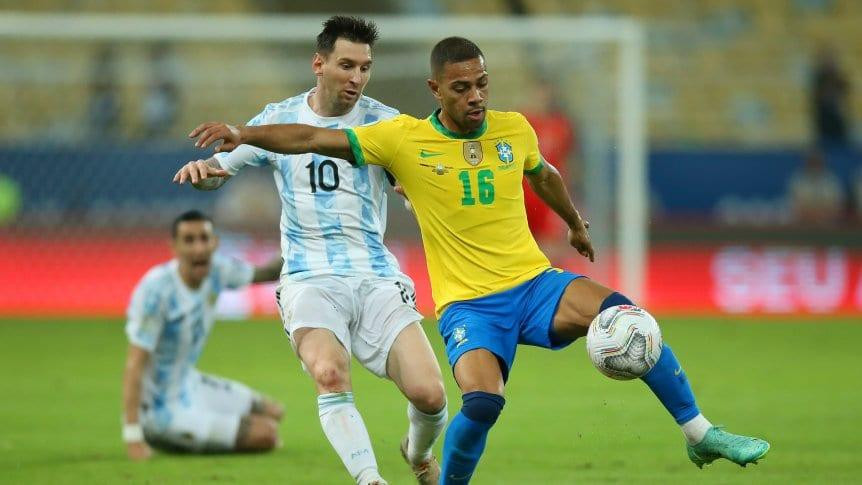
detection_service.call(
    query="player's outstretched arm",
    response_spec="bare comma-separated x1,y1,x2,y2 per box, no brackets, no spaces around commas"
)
173,157,230,189
252,257,283,284
122,344,153,461
525,160,595,262
189,122,355,162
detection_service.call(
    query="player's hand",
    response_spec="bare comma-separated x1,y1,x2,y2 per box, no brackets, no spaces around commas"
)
393,185,414,213
126,441,152,461
189,122,242,153
173,159,229,185
568,220,595,262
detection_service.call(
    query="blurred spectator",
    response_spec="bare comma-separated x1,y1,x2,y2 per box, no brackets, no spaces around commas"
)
214,171,280,235
522,78,579,242
787,150,846,225
141,43,180,138
88,45,121,138
853,167,862,222
503,0,528,15
810,45,851,147
392,0,443,14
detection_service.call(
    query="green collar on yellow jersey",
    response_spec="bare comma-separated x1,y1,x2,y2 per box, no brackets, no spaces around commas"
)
428,108,488,139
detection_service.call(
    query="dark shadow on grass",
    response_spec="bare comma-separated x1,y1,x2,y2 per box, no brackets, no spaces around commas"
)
148,443,281,461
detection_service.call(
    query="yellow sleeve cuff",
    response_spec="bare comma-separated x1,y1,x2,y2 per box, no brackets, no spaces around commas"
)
524,160,544,175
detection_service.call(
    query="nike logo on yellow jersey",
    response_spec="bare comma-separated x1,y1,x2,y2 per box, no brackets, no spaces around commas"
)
419,149,444,158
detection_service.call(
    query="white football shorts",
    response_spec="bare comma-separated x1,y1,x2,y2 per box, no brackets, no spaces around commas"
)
140,371,255,452
276,273,423,378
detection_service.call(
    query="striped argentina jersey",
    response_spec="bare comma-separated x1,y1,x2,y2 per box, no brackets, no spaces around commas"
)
215,90,402,281
125,256,254,404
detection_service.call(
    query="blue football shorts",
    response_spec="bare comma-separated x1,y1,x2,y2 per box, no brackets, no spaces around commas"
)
438,268,583,381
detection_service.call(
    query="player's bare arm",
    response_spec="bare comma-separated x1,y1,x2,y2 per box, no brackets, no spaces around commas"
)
173,157,230,188
252,257,283,284
525,160,595,262
189,122,354,162
122,343,152,461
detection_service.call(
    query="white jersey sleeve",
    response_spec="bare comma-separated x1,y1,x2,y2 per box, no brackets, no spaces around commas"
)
213,255,255,290
125,269,168,352
214,104,281,175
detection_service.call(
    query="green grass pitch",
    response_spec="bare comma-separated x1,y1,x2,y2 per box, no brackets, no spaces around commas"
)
1,316,859,484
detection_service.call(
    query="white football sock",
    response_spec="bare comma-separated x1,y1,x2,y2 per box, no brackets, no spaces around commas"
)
318,392,380,483
681,413,713,445
406,401,448,464
356,468,387,485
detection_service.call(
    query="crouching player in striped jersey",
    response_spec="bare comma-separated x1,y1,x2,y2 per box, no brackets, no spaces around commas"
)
172,17,447,485
122,210,284,460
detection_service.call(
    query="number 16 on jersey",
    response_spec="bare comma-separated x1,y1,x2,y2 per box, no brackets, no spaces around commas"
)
459,169,495,206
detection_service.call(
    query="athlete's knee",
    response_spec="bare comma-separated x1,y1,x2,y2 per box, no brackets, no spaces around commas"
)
553,279,616,338
236,415,279,451
460,391,505,425
453,349,506,395
407,380,447,414
258,418,279,450
267,400,285,422
308,359,350,392
251,418,279,450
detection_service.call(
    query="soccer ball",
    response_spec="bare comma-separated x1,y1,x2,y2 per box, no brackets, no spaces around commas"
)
586,305,662,380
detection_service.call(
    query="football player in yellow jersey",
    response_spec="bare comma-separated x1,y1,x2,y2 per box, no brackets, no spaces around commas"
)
187,37,769,483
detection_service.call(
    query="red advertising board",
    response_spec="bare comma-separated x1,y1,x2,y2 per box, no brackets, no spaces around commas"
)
646,245,862,315
1,235,860,317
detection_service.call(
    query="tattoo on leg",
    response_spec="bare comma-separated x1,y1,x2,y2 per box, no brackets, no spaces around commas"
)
251,398,266,415
236,415,252,446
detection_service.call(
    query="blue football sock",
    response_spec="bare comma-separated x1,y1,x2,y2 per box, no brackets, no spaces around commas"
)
441,392,504,484
641,343,700,424
597,293,701,426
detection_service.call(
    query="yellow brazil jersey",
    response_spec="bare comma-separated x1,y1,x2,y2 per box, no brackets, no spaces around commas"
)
344,109,551,316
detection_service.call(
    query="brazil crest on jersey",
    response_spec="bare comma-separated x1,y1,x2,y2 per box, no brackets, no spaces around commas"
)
345,109,551,315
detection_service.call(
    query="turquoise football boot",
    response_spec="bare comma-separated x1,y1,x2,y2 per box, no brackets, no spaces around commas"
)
687,426,770,468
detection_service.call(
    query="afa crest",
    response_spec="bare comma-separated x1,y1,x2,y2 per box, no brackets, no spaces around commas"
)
496,140,514,163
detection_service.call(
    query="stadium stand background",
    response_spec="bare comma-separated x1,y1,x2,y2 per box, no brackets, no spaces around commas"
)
3,0,861,146
1,1,860,316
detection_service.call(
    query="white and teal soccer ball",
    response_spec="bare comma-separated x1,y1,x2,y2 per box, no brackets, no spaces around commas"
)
586,305,662,380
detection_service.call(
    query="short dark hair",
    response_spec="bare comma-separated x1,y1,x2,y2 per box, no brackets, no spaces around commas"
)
171,210,212,238
430,37,484,75
316,16,379,54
